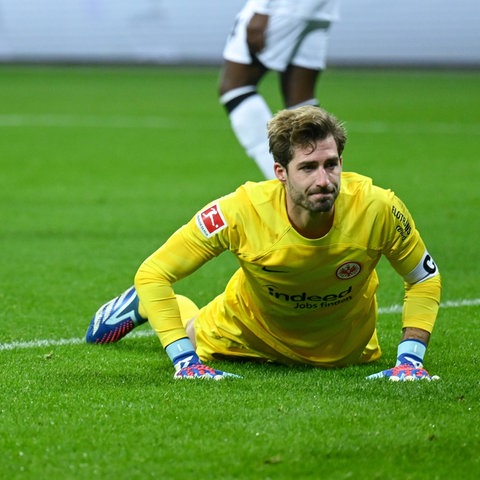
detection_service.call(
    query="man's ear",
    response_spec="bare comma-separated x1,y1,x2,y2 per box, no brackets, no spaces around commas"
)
274,162,287,183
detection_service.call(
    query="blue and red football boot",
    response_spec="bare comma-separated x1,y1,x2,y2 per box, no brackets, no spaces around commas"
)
85,286,148,344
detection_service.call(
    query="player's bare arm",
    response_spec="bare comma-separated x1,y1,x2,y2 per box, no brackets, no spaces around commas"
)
246,13,269,55
402,326,430,345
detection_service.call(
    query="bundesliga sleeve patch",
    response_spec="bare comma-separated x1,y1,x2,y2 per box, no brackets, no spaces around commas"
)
196,203,228,238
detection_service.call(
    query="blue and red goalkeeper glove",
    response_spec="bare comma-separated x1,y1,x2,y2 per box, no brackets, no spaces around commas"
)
366,339,440,382
165,338,241,380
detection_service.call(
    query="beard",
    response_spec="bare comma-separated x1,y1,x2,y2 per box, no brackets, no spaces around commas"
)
287,183,340,213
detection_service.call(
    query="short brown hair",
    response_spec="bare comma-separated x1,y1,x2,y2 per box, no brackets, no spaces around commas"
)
267,105,347,168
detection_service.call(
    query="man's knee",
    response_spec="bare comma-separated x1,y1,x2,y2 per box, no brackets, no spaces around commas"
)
219,60,266,96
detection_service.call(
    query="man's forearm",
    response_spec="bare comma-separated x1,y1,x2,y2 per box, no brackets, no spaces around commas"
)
402,326,430,345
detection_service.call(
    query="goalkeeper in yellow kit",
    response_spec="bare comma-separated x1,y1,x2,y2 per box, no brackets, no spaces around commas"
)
86,105,441,382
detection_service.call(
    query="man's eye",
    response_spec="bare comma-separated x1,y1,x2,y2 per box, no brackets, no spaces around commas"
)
325,162,338,170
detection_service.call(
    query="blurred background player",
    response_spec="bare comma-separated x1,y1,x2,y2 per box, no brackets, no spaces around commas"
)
219,0,341,179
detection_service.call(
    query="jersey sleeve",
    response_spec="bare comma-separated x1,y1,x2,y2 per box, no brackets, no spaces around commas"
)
134,196,238,347
381,192,441,333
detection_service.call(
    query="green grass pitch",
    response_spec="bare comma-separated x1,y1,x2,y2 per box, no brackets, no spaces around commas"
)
0,65,479,479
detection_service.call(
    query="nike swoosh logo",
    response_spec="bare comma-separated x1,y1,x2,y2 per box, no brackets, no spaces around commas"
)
262,266,287,273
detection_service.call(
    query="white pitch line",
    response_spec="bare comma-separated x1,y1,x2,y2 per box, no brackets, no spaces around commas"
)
0,114,478,135
0,329,154,352
0,114,220,130
348,121,480,135
1,298,479,352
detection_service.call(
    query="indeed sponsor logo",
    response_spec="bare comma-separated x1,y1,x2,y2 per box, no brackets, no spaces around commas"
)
265,285,353,309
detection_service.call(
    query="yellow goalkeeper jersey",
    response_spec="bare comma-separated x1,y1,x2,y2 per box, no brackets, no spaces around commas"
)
135,172,441,367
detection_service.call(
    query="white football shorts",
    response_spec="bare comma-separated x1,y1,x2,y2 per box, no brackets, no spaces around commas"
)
223,6,332,72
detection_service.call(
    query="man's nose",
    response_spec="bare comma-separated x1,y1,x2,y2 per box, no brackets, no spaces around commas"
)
315,167,330,186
